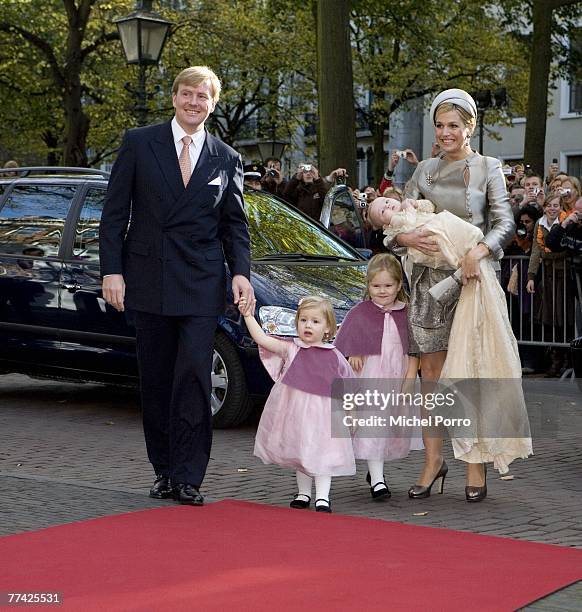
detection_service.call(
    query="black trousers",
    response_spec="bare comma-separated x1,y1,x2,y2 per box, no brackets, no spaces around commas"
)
133,311,217,487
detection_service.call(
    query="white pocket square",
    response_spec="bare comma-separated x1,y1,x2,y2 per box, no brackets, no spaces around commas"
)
208,176,221,186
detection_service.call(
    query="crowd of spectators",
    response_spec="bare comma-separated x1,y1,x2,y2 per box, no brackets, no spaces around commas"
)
501,161,582,376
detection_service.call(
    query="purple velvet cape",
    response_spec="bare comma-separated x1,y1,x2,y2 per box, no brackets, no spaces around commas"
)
260,339,354,398
334,300,409,357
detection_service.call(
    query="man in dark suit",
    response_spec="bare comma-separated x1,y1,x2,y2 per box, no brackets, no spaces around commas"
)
99,66,253,506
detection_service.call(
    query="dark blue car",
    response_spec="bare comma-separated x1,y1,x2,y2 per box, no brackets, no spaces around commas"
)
0,168,368,427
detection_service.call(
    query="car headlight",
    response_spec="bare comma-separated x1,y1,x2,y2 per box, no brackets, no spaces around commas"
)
259,306,297,336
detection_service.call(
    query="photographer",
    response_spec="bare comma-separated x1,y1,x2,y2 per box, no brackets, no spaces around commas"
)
522,174,544,210
282,162,329,221
378,148,419,194
513,163,525,186
513,205,541,255
546,196,582,254
544,159,560,189
261,157,288,199
556,176,581,213
361,185,378,206
509,183,526,214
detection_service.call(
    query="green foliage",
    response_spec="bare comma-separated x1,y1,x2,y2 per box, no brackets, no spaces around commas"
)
350,0,530,127
0,0,136,165
499,0,582,85
161,0,316,146
0,0,316,165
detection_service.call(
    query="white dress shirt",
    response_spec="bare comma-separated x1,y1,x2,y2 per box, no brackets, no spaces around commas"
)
171,117,206,174
538,214,562,232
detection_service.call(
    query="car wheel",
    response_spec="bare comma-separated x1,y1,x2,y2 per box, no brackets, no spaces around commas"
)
211,331,252,428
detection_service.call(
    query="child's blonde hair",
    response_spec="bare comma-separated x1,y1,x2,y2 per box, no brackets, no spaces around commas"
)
295,296,337,341
364,253,407,303
543,191,561,209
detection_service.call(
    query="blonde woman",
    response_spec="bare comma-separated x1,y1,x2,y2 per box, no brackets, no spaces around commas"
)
389,89,520,502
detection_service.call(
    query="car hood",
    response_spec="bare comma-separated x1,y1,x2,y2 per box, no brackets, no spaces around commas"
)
250,260,367,319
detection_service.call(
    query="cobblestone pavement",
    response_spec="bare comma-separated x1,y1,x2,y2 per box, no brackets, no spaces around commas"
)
1,374,581,608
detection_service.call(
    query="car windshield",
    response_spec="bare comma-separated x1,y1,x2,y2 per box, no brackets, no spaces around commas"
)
245,190,359,260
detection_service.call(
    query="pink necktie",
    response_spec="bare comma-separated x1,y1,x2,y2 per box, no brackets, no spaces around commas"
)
179,135,192,187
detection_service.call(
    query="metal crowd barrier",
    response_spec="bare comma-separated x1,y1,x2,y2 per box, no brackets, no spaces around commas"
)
501,255,581,348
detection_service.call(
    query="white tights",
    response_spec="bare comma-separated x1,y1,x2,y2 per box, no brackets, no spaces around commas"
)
296,471,331,502
367,460,385,485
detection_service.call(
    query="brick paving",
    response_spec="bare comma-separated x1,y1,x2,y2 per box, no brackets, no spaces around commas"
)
1,373,581,608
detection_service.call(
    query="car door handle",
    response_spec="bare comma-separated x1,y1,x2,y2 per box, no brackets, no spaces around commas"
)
61,282,82,292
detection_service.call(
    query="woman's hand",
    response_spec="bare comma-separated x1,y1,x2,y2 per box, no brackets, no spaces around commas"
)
404,149,419,165
459,243,490,285
526,279,535,294
562,209,582,228
396,229,439,254
349,355,364,372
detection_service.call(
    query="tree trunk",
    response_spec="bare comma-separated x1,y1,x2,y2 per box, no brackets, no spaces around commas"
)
62,1,90,167
372,118,387,187
523,0,553,177
63,77,90,167
316,0,357,185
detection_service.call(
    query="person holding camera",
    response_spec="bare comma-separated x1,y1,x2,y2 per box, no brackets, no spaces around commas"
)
556,176,581,213
544,159,560,189
546,195,582,253
261,157,288,198
512,163,525,186
283,163,330,221
522,174,544,210
362,185,378,205
379,149,419,194
508,184,526,213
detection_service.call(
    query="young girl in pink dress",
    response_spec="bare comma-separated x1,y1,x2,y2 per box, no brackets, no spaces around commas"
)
335,254,421,499
240,295,356,513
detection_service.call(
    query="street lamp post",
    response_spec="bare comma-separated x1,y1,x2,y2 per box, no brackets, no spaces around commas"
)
257,139,288,163
472,88,508,155
115,0,172,127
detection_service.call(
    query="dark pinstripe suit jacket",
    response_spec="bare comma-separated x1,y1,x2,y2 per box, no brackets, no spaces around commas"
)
99,121,250,316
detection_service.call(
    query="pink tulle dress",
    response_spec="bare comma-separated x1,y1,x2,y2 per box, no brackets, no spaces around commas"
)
341,301,423,461
254,339,356,477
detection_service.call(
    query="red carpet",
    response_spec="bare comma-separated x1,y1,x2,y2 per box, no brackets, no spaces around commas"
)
2,500,582,611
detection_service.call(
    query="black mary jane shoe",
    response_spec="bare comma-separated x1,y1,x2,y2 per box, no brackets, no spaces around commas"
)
371,481,392,500
315,498,332,513
173,483,204,506
366,471,391,499
149,475,173,499
465,464,487,503
290,494,311,509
